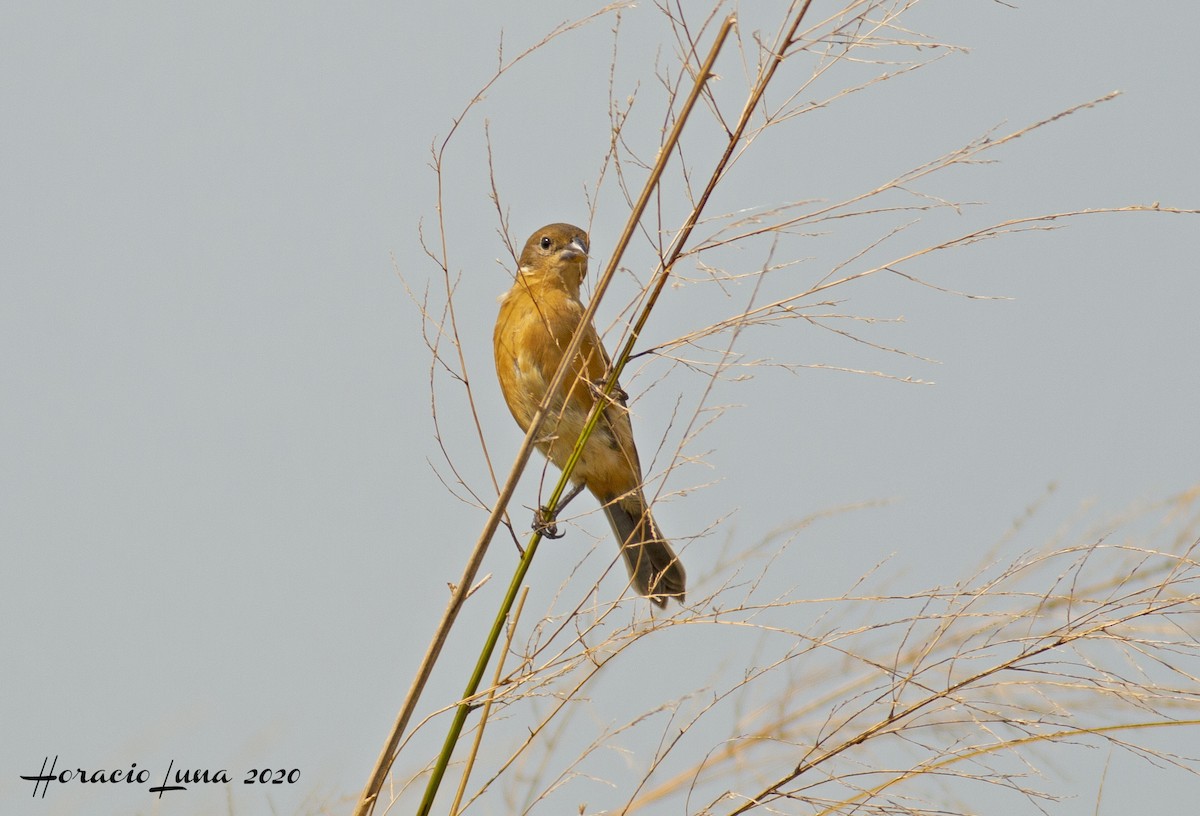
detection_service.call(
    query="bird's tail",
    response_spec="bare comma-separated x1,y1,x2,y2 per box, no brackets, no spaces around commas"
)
602,495,686,607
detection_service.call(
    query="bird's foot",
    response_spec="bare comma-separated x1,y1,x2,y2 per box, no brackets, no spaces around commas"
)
533,506,566,539
589,378,628,406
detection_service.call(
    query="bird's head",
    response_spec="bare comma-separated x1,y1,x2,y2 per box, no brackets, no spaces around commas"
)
518,223,590,291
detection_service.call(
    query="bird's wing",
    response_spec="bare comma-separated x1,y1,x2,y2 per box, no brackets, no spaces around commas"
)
572,321,644,480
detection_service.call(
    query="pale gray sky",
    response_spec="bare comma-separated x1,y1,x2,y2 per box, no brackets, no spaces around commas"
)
3,2,1198,815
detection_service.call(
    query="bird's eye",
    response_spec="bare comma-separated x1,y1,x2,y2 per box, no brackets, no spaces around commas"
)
539,236,553,251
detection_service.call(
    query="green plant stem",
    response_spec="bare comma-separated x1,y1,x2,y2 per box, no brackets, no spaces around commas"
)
449,587,528,816
416,544,542,816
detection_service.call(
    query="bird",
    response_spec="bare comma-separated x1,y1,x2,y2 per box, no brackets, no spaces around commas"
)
493,223,686,607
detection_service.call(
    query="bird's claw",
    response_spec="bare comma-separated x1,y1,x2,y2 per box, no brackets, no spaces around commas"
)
589,378,628,406
534,506,566,539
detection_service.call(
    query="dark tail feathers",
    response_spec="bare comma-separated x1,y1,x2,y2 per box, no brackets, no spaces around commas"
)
602,497,686,607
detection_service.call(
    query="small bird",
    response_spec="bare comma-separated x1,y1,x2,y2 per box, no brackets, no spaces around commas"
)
494,223,686,606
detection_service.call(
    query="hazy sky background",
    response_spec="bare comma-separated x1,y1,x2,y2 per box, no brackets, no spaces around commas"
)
3,2,1198,814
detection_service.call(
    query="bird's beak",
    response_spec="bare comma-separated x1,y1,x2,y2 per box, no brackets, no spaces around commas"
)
560,236,589,262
